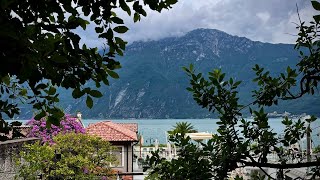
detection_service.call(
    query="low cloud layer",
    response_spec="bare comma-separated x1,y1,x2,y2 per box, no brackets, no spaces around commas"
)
78,0,315,48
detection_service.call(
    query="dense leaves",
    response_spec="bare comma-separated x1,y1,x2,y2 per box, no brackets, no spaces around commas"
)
147,1,320,179
146,134,214,180
0,0,178,139
27,114,85,144
15,133,117,179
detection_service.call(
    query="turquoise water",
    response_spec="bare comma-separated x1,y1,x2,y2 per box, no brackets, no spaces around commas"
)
15,118,320,145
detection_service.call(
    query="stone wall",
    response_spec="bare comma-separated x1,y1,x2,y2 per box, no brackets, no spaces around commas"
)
0,138,39,180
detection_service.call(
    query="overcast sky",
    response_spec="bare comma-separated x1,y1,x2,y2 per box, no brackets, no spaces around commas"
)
78,0,315,48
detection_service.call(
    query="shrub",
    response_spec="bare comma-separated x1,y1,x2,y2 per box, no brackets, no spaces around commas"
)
16,133,117,179
27,114,85,144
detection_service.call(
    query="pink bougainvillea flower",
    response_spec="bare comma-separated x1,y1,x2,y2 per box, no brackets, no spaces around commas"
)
27,114,85,144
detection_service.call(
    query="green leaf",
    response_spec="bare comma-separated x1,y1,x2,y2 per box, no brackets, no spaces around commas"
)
95,27,104,33
182,66,190,73
312,1,320,10
103,78,109,86
79,19,89,30
234,81,242,87
186,87,193,92
111,17,124,24
2,75,10,86
189,64,194,71
134,12,140,22
10,121,22,126
229,78,233,85
83,6,90,16
140,9,147,17
99,28,113,39
19,88,28,96
46,121,52,129
47,115,60,126
314,15,320,23
107,70,119,79
36,83,47,90
0,0,13,9
34,110,46,120
86,96,93,109
48,86,56,95
115,37,127,50
166,0,178,5
72,88,85,99
51,54,68,63
119,0,131,15
113,26,129,33
218,73,225,82
116,48,124,56
89,90,103,98
49,15,55,22
68,15,76,22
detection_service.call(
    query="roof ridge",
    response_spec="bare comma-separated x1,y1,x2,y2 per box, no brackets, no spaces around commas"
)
116,123,138,132
86,121,138,141
106,122,136,140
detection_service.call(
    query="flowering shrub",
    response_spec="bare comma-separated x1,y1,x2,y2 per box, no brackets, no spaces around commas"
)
27,114,85,144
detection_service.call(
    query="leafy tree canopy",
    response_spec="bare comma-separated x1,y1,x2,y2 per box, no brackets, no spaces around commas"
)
0,0,178,138
167,122,198,135
147,1,320,179
16,133,117,179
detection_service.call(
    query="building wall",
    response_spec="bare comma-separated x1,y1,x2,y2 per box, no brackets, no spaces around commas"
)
111,141,134,173
0,138,39,180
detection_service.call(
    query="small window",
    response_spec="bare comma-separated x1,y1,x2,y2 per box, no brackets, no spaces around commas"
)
111,146,124,167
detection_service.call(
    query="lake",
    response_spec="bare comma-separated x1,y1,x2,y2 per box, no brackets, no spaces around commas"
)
15,118,320,146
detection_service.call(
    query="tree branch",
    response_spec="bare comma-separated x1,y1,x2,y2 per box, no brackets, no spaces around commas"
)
258,166,276,180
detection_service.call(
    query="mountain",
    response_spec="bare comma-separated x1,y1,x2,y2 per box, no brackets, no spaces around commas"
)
16,28,320,119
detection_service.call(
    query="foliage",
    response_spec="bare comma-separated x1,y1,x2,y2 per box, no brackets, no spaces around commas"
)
0,0,178,139
146,134,214,180
167,122,198,135
27,114,85,144
0,120,25,141
314,145,320,153
146,1,320,179
16,133,117,179
144,172,161,180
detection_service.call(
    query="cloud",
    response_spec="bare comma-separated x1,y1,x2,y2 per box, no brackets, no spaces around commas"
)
78,0,316,47
256,12,271,24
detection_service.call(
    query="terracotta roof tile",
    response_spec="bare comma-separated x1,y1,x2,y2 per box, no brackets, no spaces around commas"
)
116,123,138,133
86,121,138,142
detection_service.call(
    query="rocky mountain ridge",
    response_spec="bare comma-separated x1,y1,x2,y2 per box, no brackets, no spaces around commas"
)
16,28,320,119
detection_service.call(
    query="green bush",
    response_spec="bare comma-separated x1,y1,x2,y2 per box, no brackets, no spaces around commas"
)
15,133,117,179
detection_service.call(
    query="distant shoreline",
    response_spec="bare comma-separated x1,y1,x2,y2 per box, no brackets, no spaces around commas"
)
6,116,316,121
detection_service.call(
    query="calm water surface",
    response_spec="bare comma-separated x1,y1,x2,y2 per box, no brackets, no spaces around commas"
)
16,118,320,145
